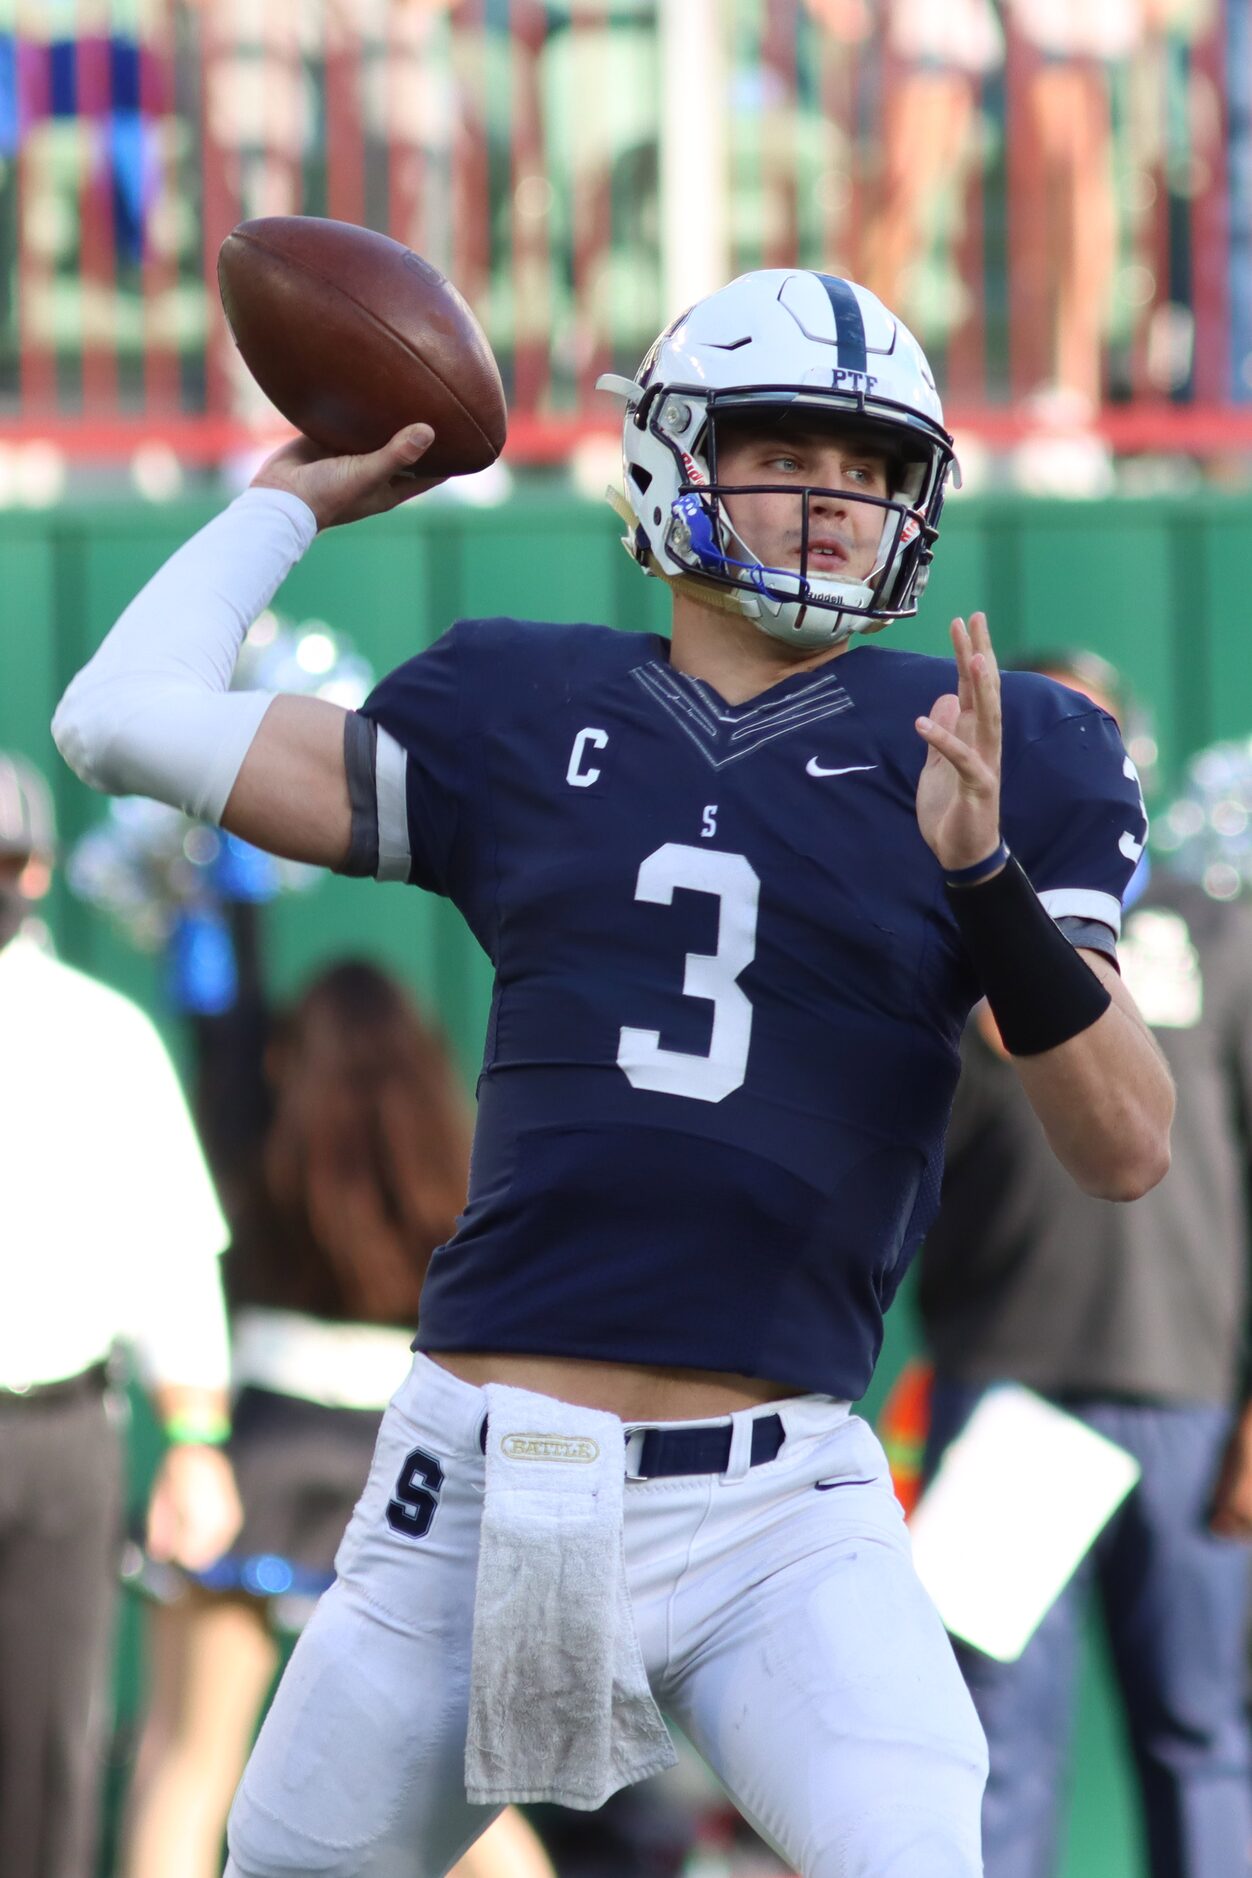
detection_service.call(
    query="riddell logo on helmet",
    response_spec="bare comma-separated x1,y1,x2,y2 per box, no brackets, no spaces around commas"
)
681,451,706,486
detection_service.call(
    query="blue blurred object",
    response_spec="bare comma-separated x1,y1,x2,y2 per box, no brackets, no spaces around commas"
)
212,832,282,904
49,37,75,116
122,1538,335,1635
0,36,16,157
166,908,239,1016
195,1552,334,1600
66,615,374,966
109,107,148,267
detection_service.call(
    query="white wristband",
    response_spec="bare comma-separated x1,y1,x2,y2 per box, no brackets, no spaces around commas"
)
52,487,318,825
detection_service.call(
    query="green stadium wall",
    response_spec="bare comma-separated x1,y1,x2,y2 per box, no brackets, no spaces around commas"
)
6,486,1247,1877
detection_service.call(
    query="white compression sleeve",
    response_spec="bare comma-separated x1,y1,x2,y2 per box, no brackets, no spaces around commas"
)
52,487,318,825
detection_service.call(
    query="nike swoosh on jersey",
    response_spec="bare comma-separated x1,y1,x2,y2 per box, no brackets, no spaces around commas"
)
805,759,878,778
814,1476,879,1490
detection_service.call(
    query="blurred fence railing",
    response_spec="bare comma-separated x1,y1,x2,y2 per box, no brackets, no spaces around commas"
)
2,0,1249,465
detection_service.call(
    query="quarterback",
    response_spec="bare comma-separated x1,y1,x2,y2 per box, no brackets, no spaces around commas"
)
54,272,1172,1877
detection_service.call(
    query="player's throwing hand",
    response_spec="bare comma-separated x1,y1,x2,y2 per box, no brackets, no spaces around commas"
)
915,612,1003,874
251,423,445,532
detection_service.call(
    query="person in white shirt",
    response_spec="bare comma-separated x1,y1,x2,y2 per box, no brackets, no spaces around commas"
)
0,750,242,1878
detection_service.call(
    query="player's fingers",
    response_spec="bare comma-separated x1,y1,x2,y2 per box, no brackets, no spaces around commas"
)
925,691,961,735
344,425,434,498
968,615,1001,706
969,610,998,670
960,616,999,761
950,618,974,714
915,711,995,789
970,656,1002,761
377,423,435,474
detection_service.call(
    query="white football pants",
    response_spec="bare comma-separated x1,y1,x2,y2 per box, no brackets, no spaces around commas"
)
225,1355,986,1878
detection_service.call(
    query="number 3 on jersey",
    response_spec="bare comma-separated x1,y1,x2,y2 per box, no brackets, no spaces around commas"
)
617,842,760,1103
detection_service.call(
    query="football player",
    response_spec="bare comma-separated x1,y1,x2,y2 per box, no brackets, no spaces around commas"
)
54,272,1173,1878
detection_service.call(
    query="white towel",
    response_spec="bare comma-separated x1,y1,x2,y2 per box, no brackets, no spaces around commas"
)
464,1385,676,1809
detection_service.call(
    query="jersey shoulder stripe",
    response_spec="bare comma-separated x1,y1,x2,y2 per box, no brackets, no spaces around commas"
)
339,710,412,883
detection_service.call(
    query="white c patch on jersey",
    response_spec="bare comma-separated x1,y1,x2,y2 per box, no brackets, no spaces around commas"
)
567,727,609,788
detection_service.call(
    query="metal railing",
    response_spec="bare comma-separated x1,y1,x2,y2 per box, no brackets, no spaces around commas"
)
1,0,1247,467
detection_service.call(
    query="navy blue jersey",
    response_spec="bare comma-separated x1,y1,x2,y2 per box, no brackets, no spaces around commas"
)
358,622,1145,1398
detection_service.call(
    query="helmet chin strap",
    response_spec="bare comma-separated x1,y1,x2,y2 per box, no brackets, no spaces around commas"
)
606,484,748,617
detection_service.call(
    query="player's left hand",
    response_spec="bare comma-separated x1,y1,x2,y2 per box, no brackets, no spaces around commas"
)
146,1444,244,1572
915,613,1003,874
1209,1401,1252,1539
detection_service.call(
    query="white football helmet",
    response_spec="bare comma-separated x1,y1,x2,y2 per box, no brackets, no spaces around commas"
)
598,271,958,650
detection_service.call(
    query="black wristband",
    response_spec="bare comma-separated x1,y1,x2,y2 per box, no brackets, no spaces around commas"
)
944,856,1112,1056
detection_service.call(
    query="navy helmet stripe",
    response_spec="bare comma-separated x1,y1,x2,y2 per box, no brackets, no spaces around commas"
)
816,275,867,375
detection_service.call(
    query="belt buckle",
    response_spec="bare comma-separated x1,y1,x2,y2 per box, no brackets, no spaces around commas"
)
623,1424,664,1481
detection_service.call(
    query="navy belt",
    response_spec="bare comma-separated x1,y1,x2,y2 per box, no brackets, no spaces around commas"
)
478,1411,785,1479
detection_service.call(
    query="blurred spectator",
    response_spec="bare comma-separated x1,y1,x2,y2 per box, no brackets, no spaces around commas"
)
120,958,478,1878
1003,0,1150,415
0,750,240,1878
856,0,1003,332
917,657,1252,1878
3,0,1242,471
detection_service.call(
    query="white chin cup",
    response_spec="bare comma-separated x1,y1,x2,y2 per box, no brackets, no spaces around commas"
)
715,512,879,650
743,575,875,650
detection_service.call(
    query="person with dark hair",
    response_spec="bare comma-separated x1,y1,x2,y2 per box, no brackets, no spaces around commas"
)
54,271,1173,1878
0,750,240,1878
121,958,482,1878
918,653,1252,1878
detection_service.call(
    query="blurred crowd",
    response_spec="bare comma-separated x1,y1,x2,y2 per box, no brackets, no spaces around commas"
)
0,0,1243,481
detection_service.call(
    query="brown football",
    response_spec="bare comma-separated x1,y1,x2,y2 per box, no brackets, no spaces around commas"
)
217,217,507,477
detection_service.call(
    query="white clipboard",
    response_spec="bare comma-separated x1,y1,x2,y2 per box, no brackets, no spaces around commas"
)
908,1384,1141,1662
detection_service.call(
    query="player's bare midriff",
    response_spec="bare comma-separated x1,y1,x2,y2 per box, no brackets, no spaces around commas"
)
430,1351,796,1421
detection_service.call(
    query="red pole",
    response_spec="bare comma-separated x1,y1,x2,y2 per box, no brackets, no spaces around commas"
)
761,0,799,269
1003,23,1048,400
454,0,492,314
75,9,120,415
569,3,612,406
386,4,426,256
508,0,552,417
198,2,241,426
948,75,987,408
140,2,179,416
1189,1,1229,404
16,25,57,413
325,4,366,228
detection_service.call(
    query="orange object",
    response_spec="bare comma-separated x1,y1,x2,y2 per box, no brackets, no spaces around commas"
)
876,1359,934,1519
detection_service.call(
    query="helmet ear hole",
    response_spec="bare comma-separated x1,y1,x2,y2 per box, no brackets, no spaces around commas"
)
629,464,653,494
